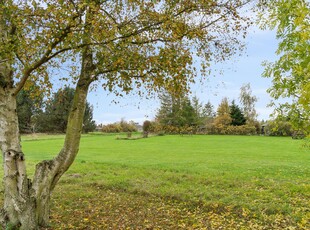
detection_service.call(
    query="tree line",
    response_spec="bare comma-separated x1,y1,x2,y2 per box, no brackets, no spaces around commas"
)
17,86,96,134
99,81,308,137
147,83,260,135
149,81,308,136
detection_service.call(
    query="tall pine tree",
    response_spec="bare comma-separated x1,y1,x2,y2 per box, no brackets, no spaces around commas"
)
38,87,96,133
16,88,43,133
230,100,246,126
156,91,197,127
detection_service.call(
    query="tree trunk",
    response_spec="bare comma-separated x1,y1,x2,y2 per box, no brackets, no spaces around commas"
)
0,86,37,229
0,38,92,228
0,78,91,229
0,2,93,228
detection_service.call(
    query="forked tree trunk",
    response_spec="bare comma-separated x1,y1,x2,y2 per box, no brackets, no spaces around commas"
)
0,81,91,229
0,40,93,228
0,3,93,227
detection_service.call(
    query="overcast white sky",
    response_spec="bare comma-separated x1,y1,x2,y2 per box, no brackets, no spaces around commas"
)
86,26,278,125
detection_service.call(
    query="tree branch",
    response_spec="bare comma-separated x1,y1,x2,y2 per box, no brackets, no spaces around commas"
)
0,59,10,64
13,25,74,96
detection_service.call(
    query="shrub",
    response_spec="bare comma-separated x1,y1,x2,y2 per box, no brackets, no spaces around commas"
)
163,125,180,134
102,120,137,133
213,124,257,135
119,119,137,132
265,120,293,136
143,120,152,132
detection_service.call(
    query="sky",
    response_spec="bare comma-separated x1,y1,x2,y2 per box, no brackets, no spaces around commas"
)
87,27,279,125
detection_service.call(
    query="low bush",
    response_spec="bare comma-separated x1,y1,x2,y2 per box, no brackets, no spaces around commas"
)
265,120,293,136
102,120,137,133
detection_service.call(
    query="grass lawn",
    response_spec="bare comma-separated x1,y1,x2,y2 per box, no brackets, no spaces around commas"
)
2,134,310,229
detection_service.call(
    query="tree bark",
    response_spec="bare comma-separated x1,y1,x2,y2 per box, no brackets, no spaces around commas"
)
0,2,93,228
0,69,91,229
0,24,92,228
32,49,92,227
0,84,36,229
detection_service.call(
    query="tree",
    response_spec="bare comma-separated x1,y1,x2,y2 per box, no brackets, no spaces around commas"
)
265,118,294,136
41,87,96,133
239,83,258,124
43,86,76,133
230,100,246,126
179,97,196,127
119,118,137,132
156,91,178,126
143,120,152,137
214,97,232,127
202,101,216,133
16,90,33,133
202,101,216,118
17,86,96,134
83,104,96,133
0,1,254,228
156,91,198,128
192,95,204,126
259,0,310,133
16,88,43,133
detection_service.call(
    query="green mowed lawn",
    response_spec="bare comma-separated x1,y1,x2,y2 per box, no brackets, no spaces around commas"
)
5,134,310,229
